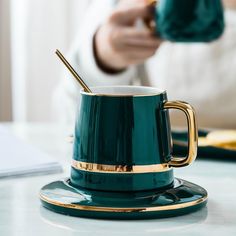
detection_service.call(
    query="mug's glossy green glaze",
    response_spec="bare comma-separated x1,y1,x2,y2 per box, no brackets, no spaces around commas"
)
70,168,174,191
74,91,171,165
72,88,173,191
155,0,224,42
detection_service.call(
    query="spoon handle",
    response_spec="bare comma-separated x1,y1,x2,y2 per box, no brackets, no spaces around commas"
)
55,49,92,93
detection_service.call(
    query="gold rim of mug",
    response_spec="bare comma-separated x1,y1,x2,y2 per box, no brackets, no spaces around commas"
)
71,160,172,174
40,194,207,213
80,86,167,97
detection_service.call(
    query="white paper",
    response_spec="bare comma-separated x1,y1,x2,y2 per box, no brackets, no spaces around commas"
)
0,126,62,178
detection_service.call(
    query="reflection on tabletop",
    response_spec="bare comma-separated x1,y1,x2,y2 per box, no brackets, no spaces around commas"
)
40,206,208,234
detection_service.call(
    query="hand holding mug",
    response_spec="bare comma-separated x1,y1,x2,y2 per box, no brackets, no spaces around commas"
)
94,0,162,72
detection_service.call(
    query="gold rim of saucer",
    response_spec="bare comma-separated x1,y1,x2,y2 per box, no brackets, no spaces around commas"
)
40,193,207,213
72,160,172,174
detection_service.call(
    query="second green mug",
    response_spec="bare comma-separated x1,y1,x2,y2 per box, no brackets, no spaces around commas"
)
71,86,198,192
153,0,224,42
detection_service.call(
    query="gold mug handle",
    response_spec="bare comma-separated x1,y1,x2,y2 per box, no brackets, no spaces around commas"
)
164,101,198,167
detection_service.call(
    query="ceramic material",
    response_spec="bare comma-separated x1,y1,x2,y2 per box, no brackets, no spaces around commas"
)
40,86,202,219
155,0,225,42
40,178,208,220
72,86,198,192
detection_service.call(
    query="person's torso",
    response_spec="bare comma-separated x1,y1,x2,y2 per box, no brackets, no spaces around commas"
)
144,10,236,128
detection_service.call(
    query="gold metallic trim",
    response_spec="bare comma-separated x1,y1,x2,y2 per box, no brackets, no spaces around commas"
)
164,101,198,167
55,49,92,93
72,160,171,174
174,138,236,151
148,0,157,5
80,86,166,97
40,194,207,213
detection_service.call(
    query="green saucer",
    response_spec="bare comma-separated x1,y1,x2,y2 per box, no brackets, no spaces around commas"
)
39,178,207,219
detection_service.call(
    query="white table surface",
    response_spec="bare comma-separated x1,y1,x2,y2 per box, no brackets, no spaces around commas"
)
0,123,236,236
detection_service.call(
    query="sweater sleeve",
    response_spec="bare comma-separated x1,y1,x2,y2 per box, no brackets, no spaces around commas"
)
68,0,136,87
53,0,137,126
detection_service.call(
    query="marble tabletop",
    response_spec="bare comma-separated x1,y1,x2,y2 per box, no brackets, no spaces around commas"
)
0,123,235,236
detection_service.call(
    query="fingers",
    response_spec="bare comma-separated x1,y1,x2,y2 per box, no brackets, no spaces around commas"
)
111,27,161,49
120,47,157,59
119,27,153,39
121,36,161,48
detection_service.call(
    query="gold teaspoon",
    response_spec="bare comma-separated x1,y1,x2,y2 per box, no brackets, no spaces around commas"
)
55,49,92,93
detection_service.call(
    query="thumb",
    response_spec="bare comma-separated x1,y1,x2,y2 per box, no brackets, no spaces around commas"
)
109,3,153,25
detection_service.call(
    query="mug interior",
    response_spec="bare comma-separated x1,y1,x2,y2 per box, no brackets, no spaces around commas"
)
81,86,165,97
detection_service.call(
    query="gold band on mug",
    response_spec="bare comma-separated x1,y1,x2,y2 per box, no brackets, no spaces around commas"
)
72,160,172,174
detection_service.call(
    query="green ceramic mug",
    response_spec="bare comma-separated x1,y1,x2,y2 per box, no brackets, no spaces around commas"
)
151,0,224,42
71,86,198,192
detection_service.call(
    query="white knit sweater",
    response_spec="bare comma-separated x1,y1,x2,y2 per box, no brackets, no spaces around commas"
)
54,0,236,129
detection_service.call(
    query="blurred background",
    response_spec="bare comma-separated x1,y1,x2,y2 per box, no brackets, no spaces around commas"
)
0,0,92,123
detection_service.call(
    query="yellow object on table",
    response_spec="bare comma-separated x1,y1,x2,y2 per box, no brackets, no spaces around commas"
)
198,130,236,150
